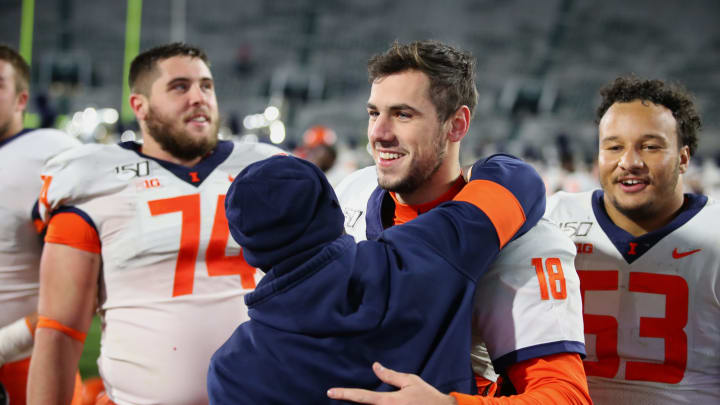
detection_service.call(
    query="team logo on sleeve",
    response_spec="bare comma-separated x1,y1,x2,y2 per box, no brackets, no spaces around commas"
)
115,160,150,180
342,207,363,228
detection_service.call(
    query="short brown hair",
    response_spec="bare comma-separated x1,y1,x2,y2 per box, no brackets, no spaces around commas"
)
0,44,30,93
129,42,209,95
596,75,701,156
368,40,478,122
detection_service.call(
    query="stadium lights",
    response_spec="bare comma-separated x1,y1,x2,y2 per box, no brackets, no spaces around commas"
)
269,121,286,144
65,107,121,141
242,104,285,144
263,106,280,121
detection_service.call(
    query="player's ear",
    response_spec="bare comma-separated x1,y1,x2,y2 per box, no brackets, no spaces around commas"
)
15,90,29,113
678,144,690,174
129,93,149,121
446,105,470,143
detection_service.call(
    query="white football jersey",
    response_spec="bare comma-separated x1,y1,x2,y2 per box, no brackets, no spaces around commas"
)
547,190,720,404
0,129,79,361
39,140,283,405
334,166,585,381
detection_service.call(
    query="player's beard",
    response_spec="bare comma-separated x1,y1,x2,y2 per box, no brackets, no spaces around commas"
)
379,129,448,195
145,105,219,161
0,120,11,140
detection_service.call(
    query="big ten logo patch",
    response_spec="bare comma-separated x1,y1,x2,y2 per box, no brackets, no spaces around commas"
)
115,160,150,180
575,243,593,254
135,177,163,190
558,221,593,237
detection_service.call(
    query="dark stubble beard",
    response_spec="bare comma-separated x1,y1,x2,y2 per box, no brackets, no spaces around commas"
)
145,105,219,161
379,130,448,195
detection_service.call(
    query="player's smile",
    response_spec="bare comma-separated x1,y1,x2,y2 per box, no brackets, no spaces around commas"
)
375,146,407,168
615,175,649,193
184,110,211,131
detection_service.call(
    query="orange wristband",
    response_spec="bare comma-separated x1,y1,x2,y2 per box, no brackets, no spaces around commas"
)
36,316,87,343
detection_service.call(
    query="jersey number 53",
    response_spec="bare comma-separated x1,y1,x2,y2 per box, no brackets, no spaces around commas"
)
578,270,688,384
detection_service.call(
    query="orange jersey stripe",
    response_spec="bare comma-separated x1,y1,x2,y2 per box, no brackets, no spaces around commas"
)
453,180,525,249
36,316,87,343
0,357,31,405
450,353,591,404
45,212,101,254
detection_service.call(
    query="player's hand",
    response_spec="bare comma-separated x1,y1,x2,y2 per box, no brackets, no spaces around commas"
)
326,362,457,404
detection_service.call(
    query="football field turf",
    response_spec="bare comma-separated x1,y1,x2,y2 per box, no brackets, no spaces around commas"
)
79,315,102,379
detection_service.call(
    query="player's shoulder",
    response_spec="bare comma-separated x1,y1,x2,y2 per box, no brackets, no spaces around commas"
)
225,141,286,166
495,217,576,264
546,190,595,216
45,142,126,173
27,127,79,144
3,128,81,159
334,166,377,200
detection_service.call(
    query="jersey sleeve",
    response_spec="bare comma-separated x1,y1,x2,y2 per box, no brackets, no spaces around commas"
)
45,210,101,253
467,154,546,240
471,219,585,374
450,353,591,404
36,143,122,227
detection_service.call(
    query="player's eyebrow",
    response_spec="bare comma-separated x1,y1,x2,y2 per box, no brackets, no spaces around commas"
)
367,102,423,115
601,133,668,144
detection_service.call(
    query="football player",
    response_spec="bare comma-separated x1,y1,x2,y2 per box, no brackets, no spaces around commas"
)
0,44,81,405
328,40,590,404
26,43,283,404
546,76,719,403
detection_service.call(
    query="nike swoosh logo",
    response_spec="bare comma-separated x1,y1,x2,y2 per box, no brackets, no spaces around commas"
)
672,248,702,259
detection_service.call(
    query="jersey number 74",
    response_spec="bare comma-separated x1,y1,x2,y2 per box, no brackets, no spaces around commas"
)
148,194,256,297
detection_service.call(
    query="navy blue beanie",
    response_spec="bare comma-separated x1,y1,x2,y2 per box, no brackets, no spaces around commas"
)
225,155,345,269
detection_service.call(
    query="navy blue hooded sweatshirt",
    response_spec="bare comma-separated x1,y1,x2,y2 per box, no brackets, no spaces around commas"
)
207,155,545,404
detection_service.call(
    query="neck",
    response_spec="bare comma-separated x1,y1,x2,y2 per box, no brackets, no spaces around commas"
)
603,190,686,237
0,116,23,142
139,131,203,168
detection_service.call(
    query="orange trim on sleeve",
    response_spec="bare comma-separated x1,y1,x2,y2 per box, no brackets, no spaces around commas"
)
450,391,484,405
25,315,35,337
453,179,526,248
36,316,87,343
33,218,45,233
450,353,591,404
45,212,101,253
475,374,498,396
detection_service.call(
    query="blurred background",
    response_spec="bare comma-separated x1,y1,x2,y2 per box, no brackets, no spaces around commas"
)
2,0,720,195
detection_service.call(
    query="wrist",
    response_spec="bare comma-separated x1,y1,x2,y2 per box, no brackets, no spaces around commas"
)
0,316,34,364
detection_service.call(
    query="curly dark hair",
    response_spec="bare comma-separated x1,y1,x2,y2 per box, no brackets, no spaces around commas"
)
367,40,478,123
596,75,701,156
0,44,30,93
129,42,209,95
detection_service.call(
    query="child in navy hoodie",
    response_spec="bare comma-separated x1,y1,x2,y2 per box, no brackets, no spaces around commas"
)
208,155,544,404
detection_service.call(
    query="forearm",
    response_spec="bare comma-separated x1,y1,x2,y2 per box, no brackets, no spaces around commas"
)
27,328,84,405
